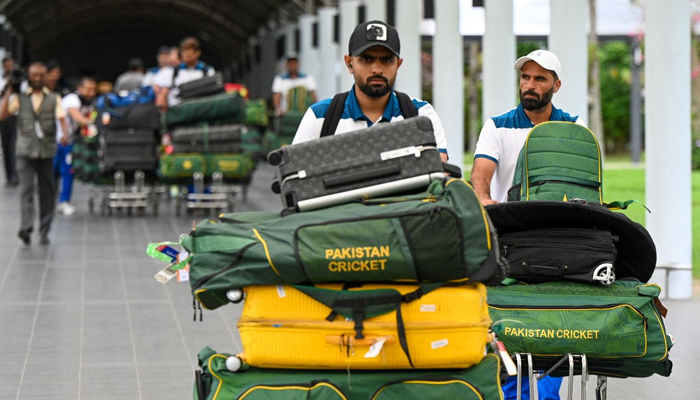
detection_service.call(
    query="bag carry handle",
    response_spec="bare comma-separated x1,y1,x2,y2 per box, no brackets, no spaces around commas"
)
324,334,397,347
322,165,400,188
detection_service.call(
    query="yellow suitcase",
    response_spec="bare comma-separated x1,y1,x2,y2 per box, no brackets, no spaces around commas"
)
238,283,492,370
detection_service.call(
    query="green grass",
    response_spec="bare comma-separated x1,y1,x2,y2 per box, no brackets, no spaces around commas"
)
604,168,700,279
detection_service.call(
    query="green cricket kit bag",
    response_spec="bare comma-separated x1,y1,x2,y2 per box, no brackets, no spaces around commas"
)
183,179,505,310
243,99,269,127
508,121,602,203
194,347,504,400
164,92,246,129
486,200,656,285
487,280,673,378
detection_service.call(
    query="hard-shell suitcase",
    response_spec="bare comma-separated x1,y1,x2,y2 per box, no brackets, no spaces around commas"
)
164,93,246,129
171,124,245,153
99,128,158,172
238,283,491,370
268,116,447,212
178,72,225,99
499,228,617,285
195,347,504,400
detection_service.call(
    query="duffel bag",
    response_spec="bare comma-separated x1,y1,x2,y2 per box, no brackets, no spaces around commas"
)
204,153,255,179
275,111,305,138
487,279,673,378
99,103,161,131
164,93,246,129
183,179,506,310
499,227,618,285
194,347,504,400
96,86,155,110
158,153,206,179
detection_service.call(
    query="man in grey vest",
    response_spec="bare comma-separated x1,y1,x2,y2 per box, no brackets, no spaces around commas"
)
0,62,69,245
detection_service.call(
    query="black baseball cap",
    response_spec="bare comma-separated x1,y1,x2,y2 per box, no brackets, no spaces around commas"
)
348,20,400,57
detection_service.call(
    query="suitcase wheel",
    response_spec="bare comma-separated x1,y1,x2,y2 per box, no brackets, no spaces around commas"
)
270,180,281,194
267,150,284,166
280,207,296,217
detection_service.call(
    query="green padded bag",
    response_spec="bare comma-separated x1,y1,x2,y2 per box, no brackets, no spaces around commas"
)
165,93,246,129
158,153,206,179
276,111,305,138
508,121,602,203
194,347,504,400
204,154,255,179
183,179,503,311
487,279,673,378
243,99,269,127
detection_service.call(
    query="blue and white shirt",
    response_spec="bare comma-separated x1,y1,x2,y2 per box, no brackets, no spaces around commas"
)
474,103,585,202
153,61,215,106
293,86,448,156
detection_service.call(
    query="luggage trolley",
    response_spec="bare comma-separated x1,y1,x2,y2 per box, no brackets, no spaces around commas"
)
89,170,161,216
513,353,608,400
173,172,240,216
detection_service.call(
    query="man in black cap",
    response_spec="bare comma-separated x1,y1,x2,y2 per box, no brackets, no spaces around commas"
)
292,20,448,161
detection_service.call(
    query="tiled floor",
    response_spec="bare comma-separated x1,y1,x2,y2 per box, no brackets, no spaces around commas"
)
0,163,696,399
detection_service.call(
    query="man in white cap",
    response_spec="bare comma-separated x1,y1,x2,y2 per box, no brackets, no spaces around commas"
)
471,49,586,206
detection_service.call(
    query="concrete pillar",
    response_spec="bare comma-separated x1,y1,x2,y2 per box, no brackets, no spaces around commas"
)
645,0,692,299
298,14,319,86
364,0,387,22
482,0,516,121
394,0,421,98
433,0,464,169
285,23,298,57
339,0,360,91
549,0,588,123
318,7,339,100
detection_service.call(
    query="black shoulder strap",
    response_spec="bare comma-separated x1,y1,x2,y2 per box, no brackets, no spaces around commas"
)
395,91,418,119
170,66,180,89
320,91,349,138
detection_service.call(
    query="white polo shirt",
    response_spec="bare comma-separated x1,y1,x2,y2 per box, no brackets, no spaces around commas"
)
272,73,317,112
474,103,585,202
153,61,215,106
292,87,448,156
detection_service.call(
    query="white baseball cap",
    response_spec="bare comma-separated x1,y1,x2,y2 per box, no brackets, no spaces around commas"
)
514,50,562,79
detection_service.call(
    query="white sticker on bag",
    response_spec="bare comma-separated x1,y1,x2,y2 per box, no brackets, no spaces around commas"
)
276,285,286,298
380,146,418,161
420,304,437,312
177,267,189,282
431,339,449,349
364,337,387,358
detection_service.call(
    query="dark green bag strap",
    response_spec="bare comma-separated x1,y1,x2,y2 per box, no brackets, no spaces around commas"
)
292,283,443,368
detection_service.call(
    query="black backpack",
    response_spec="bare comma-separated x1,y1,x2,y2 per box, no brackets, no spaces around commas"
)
319,90,418,137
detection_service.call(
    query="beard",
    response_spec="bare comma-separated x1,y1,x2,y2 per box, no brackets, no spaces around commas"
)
358,75,392,98
520,85,555,111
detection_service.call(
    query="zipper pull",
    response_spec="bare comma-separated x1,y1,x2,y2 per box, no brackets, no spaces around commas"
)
198,300,203,322
503,245,508,257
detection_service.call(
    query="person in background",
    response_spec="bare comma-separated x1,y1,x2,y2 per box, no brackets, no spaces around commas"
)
46,61,71,96
114,57,144,93
0,62,70,245
155,37,214,109
142,46,171,89
272,54,318,115
0,56,19,186
54,76,97,216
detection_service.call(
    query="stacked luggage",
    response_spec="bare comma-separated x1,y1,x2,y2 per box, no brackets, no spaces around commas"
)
74,87,160,182
159,81,256,184
240,98,268,160
485,122,673,396
150,117,513,399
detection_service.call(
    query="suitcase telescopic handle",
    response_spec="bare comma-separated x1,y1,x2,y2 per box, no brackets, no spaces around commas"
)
324,334,397,347
443,163,462,178
323,165,401,188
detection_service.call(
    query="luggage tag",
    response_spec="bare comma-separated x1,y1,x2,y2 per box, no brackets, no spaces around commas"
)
364,336,387,359
147,242,192,284
491,339,518,376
